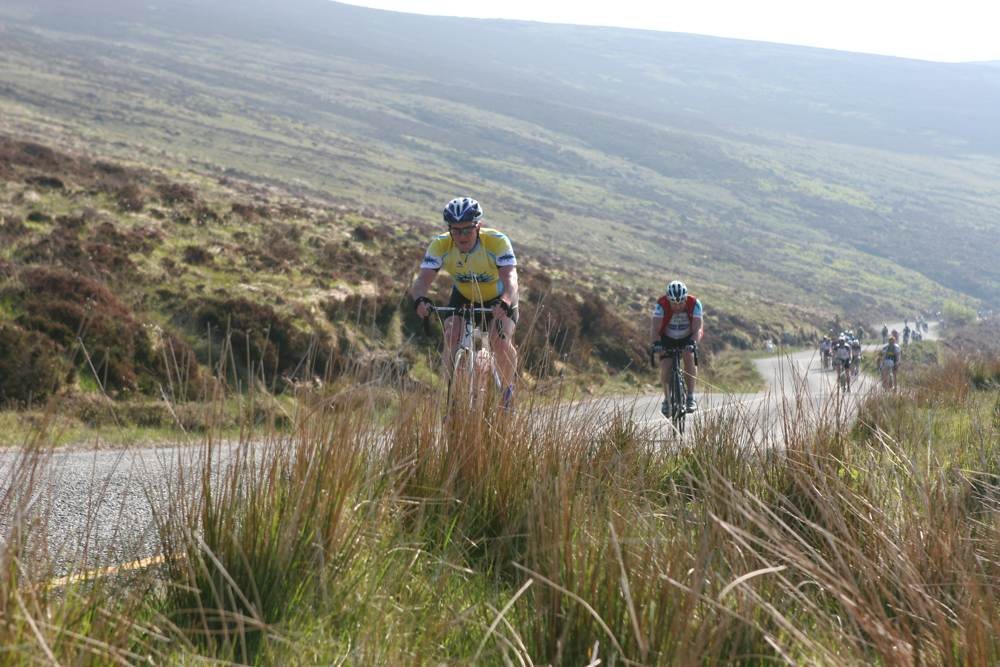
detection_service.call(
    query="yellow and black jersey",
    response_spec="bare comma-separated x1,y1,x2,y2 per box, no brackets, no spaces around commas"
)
419,228,516,302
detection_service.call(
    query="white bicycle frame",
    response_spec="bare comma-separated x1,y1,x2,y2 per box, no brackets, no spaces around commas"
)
433,306,503,408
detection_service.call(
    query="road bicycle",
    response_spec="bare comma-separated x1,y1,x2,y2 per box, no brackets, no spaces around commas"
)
835,357,852,393
879,357,898,391
651,343,696,435
431,305,504,411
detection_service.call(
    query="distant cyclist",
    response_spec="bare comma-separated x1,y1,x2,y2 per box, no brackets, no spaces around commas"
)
850,334,862,377
410,197,519,405
833,334,852,391
651,280,703,414
878,335,902,390
819,336,833,370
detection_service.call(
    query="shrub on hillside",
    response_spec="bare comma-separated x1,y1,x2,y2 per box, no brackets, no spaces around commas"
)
192,204,220,225
116,183,146,212
230,202,267,220
182,245,213,266
255,228,300,268
92,221,163,255
25,175,64,189
352,224,385,243
0,323,67,405
517,288,644,376
323,293,399,332
11,141,62,171
157,182,197,205
0,216,28,239
942,300,977,327
189,296,319,386
16,233,81,271
7,267,200,398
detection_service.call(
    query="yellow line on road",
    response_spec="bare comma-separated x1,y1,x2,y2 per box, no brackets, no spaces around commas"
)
47,554,168,588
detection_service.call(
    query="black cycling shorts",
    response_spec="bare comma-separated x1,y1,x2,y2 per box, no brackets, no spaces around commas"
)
447,287,519,324
657,336,698,365
658,335,694,351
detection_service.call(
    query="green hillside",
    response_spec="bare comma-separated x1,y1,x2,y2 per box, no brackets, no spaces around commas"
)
1,0,996,321
3,136,686,408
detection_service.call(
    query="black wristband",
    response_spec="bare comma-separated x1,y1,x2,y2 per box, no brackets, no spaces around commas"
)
413,295,433,312
498,300,513,316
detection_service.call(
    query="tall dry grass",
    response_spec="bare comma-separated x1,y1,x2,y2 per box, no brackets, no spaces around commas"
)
0,351,997,664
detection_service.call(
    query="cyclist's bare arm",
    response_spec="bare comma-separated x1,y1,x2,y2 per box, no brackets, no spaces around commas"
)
650,315,663,345
498,265,519,307
410,267,438,318
690,315,703,343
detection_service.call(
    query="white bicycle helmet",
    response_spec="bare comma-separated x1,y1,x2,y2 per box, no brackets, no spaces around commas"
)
443,197,483,225
666,280,688,302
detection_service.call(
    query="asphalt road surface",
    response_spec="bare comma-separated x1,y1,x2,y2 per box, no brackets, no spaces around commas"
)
0,322,937,576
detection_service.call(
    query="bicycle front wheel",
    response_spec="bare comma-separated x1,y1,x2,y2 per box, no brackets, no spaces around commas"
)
447,348,474,412
671,367,687,435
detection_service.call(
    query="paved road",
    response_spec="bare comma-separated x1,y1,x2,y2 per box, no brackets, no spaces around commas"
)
575,320,937,441
0,321,938,575
0,442,221,576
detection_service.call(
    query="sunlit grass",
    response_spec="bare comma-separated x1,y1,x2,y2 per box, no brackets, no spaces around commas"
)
1,352,997,663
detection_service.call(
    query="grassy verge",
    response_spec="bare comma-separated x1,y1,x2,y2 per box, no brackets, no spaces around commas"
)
2,352,998,663
0,394,295,448
701,348,767,393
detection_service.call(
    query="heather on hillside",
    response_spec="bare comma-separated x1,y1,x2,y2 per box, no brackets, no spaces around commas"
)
3,1,995,315
3,137,731,415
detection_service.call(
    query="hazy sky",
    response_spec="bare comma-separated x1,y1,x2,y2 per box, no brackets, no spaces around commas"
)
337,0,1000,63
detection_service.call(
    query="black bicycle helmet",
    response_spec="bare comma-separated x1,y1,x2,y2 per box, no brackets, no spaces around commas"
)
443,197,483,225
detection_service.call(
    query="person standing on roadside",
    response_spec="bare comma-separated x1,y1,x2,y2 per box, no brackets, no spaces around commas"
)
881,324,889,344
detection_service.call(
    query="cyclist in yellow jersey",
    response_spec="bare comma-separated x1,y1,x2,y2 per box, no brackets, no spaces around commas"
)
410,197,519,404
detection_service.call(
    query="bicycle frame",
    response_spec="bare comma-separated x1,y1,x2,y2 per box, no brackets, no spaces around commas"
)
433,306,503,410
652,344,694,435
835,357,851,392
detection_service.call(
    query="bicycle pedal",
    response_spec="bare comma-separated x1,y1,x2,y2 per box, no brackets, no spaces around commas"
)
501,385,514,410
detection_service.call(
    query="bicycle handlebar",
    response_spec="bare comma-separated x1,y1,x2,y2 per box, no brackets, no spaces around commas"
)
431,306,494,314
650,342,698,369
423,305,497,335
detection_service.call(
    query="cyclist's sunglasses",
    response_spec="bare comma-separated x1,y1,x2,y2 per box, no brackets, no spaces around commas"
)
449,224,478,236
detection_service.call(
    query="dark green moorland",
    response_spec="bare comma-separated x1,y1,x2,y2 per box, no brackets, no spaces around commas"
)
0,0,998,420
1,0,997,320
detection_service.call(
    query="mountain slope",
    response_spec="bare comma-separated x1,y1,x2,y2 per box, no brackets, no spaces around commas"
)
1,0,997,313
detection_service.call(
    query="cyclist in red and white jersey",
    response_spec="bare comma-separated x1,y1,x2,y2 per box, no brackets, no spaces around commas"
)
651,280,703,414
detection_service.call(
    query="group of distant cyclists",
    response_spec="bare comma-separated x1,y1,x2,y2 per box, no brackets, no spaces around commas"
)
880,319,927,346
818,316,928,392
409,196,703,416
